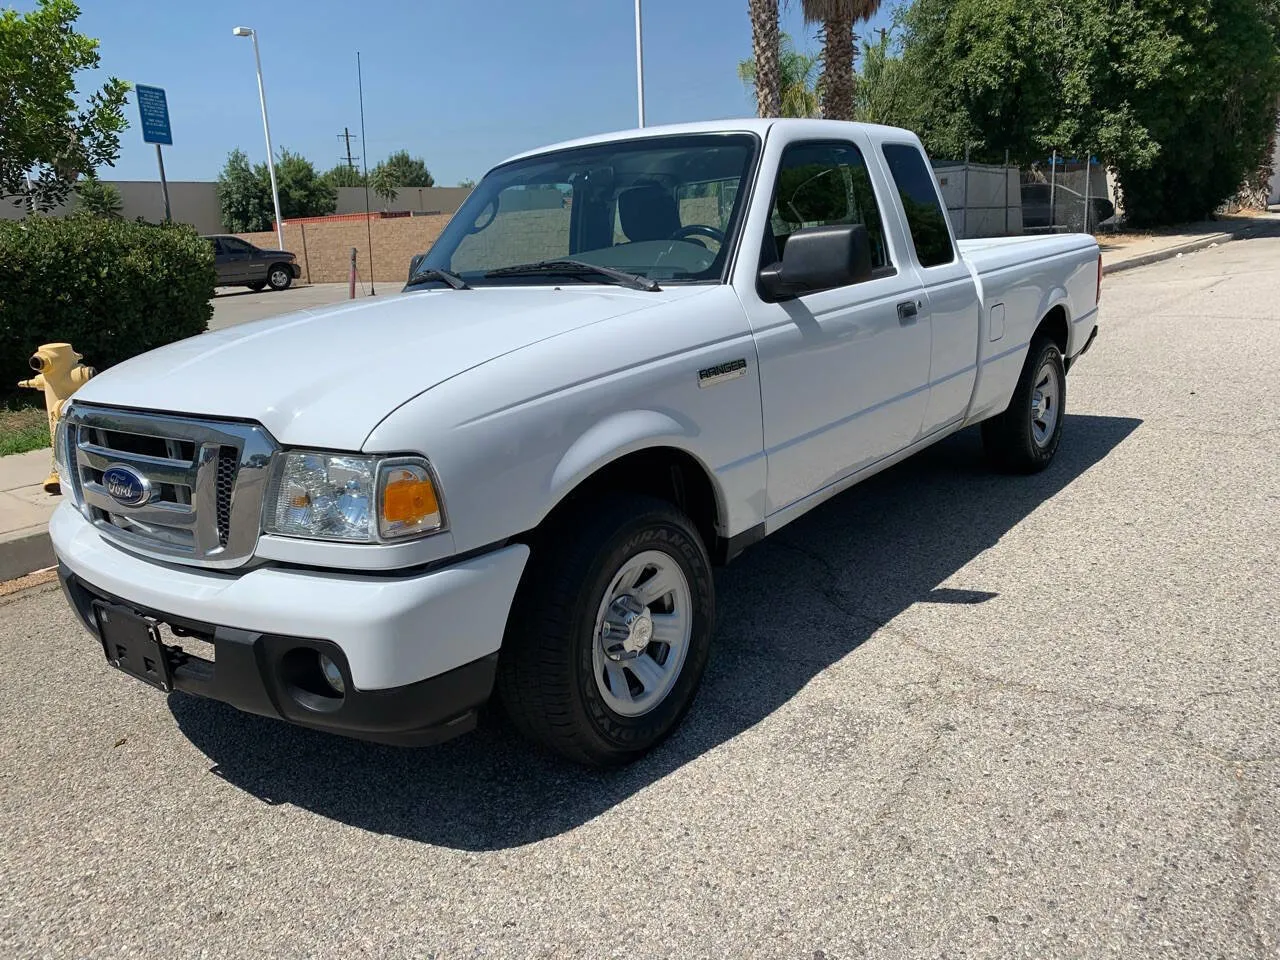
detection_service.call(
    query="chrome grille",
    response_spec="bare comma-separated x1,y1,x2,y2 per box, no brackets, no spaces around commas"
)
64,404,277,569
215,449,237,546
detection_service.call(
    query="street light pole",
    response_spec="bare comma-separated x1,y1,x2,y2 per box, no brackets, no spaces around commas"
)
233,26,284,251
634,0,645,127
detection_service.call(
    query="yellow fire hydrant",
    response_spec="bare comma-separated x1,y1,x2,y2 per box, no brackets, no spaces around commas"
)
18,343,95,495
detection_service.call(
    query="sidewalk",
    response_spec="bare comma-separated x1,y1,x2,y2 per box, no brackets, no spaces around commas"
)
1099,212,1280,273
0,449,58,581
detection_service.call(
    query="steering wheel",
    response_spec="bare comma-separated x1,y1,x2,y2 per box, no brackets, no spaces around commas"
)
670,224,726,245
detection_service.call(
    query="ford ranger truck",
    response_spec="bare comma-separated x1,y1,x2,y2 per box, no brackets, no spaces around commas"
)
51,120,1101,766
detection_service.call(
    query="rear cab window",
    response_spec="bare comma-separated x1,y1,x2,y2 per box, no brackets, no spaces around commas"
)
762,140,893,280
880,143,955,268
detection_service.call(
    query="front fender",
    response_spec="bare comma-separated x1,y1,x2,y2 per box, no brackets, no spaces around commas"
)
549,409,701,496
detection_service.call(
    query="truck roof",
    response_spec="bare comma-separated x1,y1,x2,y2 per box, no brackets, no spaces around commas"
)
498,118,918,167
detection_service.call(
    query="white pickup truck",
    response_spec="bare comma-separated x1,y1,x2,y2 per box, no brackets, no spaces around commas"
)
52,119,1100,766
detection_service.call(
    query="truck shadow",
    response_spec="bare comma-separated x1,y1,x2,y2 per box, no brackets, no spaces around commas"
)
170,413,1141,850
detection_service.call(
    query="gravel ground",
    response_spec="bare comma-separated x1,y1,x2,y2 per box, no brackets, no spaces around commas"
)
2,235,1278,958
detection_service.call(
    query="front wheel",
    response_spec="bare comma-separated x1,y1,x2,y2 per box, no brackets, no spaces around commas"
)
267,264,293,290
497,495,715,767
981,336,1066,473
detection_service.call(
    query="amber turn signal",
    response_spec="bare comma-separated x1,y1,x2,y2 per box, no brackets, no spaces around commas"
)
377,463,443,538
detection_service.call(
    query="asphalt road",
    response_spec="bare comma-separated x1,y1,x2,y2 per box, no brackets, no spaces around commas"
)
210,283,391,331
4,236,1278,958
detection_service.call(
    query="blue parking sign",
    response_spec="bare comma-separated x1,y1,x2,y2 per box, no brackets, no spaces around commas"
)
136,85,172,145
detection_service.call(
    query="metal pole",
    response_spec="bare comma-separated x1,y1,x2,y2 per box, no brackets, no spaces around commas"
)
1082,155,1092,233
634,0,646,127
1004,148,1009,235
962,144,970,238
357,51,376,295
1050,149,1057,230
155,144,171,222
249,31,284,251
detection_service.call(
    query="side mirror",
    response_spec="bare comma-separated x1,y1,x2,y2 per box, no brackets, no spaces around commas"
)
759,223,873,301
408,253,426,279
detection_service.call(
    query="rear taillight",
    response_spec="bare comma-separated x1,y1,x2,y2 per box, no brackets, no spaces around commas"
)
1096,255,1103,305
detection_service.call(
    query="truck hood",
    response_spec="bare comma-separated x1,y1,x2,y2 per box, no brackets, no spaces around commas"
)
73,285,710,450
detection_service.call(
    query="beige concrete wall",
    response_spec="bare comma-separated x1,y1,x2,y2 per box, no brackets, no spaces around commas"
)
1,181,224,233
336,186,471,216
238,214,453,284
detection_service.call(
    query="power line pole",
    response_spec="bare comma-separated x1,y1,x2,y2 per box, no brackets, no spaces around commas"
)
337,126,359,169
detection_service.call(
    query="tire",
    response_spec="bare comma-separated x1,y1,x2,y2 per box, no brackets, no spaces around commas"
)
497,494,715,767
266,264,293,291
981,336,1066,473
247,281,266,292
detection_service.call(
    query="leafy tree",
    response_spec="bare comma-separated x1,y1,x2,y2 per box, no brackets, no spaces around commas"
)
895,0,1280,225
216,148,272,232
800,0,883,121
261,148,336,219
369,165,398,209
372,149,434,187
217,148,336,231
0,0,130,212
738,33,822,118
74,174,122,218
457,178,477,189
325,163,365,188
854,30,915,126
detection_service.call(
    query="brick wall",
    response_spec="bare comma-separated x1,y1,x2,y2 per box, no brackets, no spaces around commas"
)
238,214,452,284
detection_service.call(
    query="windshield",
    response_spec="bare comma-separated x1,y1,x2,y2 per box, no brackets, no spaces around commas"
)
416,133,759,287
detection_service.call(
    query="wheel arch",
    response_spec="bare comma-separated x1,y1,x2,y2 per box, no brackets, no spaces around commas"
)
1034,301,1070,357
537,411,728,562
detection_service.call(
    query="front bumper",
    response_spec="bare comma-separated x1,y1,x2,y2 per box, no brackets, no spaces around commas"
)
289,262,301,278
52,502,529,746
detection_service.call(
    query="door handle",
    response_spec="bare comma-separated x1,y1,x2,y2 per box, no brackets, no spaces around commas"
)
897,300,919,324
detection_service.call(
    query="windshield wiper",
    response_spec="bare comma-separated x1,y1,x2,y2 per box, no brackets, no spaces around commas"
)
405,267,470,290
484,259,660,292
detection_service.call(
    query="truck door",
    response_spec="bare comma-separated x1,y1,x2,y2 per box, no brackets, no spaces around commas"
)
738,137,932,517
218,236,258,284
879,142,980,435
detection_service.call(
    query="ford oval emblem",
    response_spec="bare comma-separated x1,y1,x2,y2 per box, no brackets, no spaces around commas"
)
102,464,152,507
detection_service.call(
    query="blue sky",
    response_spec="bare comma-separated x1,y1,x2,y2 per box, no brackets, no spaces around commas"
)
33,0,894,186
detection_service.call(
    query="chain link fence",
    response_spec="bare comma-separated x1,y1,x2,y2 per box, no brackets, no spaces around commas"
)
930,154,1116,239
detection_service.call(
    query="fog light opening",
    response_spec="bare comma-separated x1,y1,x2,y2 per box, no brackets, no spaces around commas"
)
280,647,346,713
319,654,345,694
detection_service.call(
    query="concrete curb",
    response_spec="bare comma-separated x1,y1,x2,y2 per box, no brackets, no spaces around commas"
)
0,528,56,583
1101,220,1279,275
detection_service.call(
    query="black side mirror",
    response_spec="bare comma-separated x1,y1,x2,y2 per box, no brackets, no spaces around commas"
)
759,223,873,301
408,253,426,279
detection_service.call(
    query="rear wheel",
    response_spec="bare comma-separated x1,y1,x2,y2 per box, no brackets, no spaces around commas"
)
982,336,1066,473
267,264,293,290
497,495,715,767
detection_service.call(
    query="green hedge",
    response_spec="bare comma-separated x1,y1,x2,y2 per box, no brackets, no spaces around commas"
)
0,216,215,392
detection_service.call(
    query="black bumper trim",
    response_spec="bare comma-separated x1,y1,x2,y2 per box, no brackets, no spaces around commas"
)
59,564,496,747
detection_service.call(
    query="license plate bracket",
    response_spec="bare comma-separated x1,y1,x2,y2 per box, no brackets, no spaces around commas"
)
93,601,174,692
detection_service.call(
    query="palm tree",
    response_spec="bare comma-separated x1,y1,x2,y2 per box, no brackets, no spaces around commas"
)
748,0,781,117
801,0,882,122
738,33,821,119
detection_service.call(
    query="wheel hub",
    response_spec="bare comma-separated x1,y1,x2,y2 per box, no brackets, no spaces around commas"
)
601,595,653,660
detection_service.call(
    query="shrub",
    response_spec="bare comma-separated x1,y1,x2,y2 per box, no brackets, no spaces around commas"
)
0,215,214,391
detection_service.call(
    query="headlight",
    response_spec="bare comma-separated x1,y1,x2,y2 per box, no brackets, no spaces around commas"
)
264,452,445,543
53,410,78,506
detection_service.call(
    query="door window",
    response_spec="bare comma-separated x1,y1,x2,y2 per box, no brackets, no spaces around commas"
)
763,141,891,276
881,144,955,267
221,237,253,255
